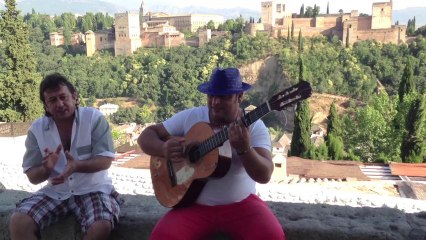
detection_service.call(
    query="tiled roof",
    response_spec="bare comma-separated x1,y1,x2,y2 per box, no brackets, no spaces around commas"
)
389,162,426,177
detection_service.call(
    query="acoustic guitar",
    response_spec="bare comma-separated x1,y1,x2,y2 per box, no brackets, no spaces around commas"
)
150,80,312,208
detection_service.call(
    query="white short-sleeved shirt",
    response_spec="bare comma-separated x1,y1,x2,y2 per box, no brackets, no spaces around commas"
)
23,107,115,200
163,106,271,206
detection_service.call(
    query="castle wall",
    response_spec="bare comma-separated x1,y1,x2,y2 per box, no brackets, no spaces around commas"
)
153,14,223,33
114,12,142,56
293,18,315,29
94,30,115,51
198,29,211,47
357,16,372,31
315,16,342,29
50,32,64,46
263,0,404,46
354,26,406,44
245,23,265,36
85,31,96,57
371,2,392,29
141,32,184,48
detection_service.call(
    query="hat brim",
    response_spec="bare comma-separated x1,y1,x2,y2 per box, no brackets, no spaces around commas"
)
197,82,252,95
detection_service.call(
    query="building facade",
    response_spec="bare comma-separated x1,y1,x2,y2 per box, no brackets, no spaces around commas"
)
114,12,143,56
49,32,85,46
248,0,406,45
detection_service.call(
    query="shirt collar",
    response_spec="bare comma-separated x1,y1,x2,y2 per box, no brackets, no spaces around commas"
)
43,107,80,131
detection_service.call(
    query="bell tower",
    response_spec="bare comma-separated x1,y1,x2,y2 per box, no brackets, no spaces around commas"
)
139,1,145,32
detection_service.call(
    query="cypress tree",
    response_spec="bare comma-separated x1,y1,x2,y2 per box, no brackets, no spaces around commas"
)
413,16,416,30
327,133,345,160
287,26,290,45
327,2,330,15
291,21,295,40
398,60,415,103
290,99,311,157
290,56,312,157
300,4,305,16
298,29,303,52
0,0,42,122
400,96,426,163
346,27,350,48
326,102,342,138
326,102,344,160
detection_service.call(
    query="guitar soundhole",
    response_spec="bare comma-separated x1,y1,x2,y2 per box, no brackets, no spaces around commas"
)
187,145,200,163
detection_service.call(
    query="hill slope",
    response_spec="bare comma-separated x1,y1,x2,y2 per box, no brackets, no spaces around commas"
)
394,7,426,28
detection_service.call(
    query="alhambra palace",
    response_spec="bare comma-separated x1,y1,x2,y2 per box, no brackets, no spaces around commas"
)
49,0,406,57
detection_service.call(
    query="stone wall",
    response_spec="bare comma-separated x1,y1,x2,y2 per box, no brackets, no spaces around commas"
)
1,189,426,240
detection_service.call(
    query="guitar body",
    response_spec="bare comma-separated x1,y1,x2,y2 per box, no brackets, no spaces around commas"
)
150,122,231,208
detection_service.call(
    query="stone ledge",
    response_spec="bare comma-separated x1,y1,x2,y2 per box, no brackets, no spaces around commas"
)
1,190,426,240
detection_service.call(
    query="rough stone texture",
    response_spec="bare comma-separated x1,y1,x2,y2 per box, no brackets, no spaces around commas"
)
1,190,425,240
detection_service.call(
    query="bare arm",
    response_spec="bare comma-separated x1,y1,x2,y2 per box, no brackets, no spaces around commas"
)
26,144,63,185
26,165,52,185
237,147,273,184
138,124,169,157
228,122,274,184
73,155,112,172
138,124,185,159
49,153,112,185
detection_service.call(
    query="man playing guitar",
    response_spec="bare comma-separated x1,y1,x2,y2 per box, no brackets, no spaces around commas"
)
138,67,285,240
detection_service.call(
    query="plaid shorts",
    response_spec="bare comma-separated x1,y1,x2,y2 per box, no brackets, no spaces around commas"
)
14,190,124,233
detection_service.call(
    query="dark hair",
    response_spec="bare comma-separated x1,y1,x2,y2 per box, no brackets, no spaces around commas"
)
39,73,78,116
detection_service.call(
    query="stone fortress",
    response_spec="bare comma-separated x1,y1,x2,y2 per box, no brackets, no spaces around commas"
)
50,0,406,57
51,1,224,57
247,0,405,45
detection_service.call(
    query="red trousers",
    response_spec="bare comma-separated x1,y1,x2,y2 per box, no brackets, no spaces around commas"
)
150,194,285,240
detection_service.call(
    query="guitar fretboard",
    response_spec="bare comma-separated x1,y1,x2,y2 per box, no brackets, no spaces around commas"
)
193,102,271,160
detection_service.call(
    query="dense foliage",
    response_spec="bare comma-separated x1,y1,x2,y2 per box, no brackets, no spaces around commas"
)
1,2,426,162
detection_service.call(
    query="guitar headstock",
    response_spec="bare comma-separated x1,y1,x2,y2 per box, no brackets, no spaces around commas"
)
268,80,312,111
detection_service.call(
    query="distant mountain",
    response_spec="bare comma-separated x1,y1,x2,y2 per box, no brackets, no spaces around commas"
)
1,0,258,20
393,7,426,28
146,5,259,20
1,0,424,27
13,0,124,15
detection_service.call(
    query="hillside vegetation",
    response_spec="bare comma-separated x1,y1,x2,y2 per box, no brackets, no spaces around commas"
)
1,5,426,163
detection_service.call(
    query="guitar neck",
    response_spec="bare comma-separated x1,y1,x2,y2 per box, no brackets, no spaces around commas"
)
189,80,312,161
195,103,271,159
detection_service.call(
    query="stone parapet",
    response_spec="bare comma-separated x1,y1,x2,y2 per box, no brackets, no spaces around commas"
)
1,189,425,240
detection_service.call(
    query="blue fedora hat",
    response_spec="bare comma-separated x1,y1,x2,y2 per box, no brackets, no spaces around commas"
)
198,68,252,95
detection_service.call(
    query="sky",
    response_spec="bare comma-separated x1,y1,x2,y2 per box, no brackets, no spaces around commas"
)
112,0,426,14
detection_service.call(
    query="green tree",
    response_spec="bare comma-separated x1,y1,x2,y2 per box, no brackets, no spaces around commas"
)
290,99,311,157
290,57,312,157
298,29,303,52
0,0,42,121
287,27,290,45
304,7,314,17
343,92,398,162
398,60,415,103
326,102,341,137
313,5,320,17
345,27,350,48
326,102,344,159
327,133,344,160
206,20,216,30
400,96,426,163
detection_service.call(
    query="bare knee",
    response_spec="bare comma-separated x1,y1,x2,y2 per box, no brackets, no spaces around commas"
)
84,220,112,240
9,212,38,240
